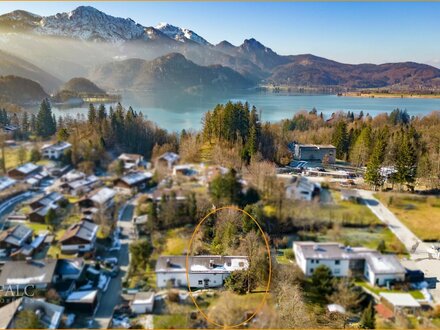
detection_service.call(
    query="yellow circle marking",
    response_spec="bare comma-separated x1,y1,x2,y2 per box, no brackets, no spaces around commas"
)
185,205,272,328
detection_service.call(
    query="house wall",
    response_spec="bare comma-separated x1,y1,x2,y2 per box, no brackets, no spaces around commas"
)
156,271,187,288
295,146,336,163
61,243,94,253
304,258,350,277
364,263,405,286
131,302,154,314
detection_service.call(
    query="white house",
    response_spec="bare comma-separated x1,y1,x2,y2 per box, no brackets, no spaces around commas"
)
155,255,249,289
286,176,321,201
117,153,144,170
293,242,406,286
131,291,155,314
41,141,72,160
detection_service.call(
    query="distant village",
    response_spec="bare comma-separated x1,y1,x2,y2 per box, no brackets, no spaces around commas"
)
0,101,438,329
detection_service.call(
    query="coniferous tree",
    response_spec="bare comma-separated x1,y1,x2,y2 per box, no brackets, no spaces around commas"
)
332,121,349,160
36,99,56,138
365,134,386,190
395,129,418,190
360,302,376,329
88,103,97,125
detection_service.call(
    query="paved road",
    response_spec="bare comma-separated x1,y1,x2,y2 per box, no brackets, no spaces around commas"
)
358,189,440,304
93,200,135,328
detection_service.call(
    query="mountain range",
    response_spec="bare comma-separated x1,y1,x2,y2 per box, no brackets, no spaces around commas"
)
0,5,439,100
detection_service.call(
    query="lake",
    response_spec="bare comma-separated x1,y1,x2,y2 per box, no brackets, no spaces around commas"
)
48,90,440,131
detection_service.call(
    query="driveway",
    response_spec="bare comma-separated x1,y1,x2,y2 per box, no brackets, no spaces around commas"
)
358,189,440,304
93,198,135,328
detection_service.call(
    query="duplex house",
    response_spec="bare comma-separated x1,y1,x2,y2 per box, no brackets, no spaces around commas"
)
294,242,406,286
117,153,144,170
0,258,57,290
114,171,152,193
0,297,64,329
41,141,71,160
0,224,33,250
155,255,249,289
59,221,98,254
293,144,336,163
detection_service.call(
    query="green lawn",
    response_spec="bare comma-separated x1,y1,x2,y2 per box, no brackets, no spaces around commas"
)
356,281,424,299
24,222,51,233
162,227,192,255
375,192,440,241
153,314,187,328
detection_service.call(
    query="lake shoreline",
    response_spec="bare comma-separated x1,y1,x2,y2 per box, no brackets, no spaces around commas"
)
341,92,440,99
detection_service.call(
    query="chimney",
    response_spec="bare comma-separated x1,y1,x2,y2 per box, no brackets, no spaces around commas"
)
209,259,214,268
166,258,171,268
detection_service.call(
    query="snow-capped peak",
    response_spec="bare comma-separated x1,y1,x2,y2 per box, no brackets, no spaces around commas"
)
155,22,211,46
36,6,148,42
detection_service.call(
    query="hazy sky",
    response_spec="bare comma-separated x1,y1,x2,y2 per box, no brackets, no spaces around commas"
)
1,2,440,67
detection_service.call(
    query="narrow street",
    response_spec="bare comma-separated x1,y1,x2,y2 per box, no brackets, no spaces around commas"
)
93,198,135,328
358,189,440,303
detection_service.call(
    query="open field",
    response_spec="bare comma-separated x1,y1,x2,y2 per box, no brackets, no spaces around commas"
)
375,192,440,241
162,227,192,255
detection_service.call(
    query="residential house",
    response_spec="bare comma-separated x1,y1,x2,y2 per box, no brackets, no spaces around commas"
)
78,187,116,213
172,164,196,176
28,192,66,223
0,258,57,290
118,153,144,170
0,224,33,250
156,152,180,169
293,242,406,286
131,291,155,314
10,232,49,259
0,297,64,329
65,289,99,314
59,221,98,254
41,141,71,160
54,258,85,281
293,144,336,163
114,171,153,193
286,176,321,201
0,177,16,192
155,255,249,289
7,163,42,181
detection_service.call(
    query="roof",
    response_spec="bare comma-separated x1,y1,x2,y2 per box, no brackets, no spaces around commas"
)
31,191,64,208
68,175,99,190
66,290,98,303
296,144,336,150
158,152,180,163
0,259,57,287
60,221,98,243
0,224,33,247
118,171,152,186
41,141,71,152
379,293,421,308
11,162,40,175
155,255,249,274
133,291,154,305
365,253,406,274
118,153,143,162
62,170,86,182
30,204,57,218
0,297,64,329
0,177,16,191
294,242,373,260
89,187,116,205
55,258,84,276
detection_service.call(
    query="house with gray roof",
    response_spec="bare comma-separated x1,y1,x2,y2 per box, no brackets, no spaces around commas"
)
0,258,57,290
114,171,152,192
0,224,33,250
59,221,98,254
41,141,71,160
0,297,64,329
155,255,248,289
294,242,406,286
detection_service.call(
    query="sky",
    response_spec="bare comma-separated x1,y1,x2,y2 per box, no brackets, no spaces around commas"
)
1,2,440,67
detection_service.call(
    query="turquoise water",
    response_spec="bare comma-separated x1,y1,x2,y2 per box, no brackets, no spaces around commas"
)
49,90,440,131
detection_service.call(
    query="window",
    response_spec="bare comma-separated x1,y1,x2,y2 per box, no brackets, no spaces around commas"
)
316,260,320,264
335,260,340,265
239,262,244,267
227,262,231,267
310,268,314,273
198,280,203,285
311,259,315,264
334,269,340,275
